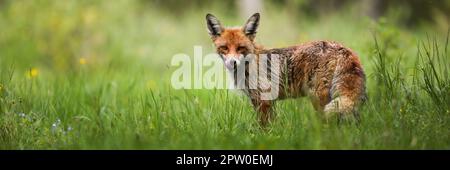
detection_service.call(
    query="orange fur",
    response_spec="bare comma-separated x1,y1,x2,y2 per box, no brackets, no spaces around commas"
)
206,13,366,126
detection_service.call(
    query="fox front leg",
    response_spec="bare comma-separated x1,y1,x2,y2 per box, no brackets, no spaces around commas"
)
251,99,275,127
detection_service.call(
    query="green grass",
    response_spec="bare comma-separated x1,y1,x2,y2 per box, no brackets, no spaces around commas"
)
0,0,449,149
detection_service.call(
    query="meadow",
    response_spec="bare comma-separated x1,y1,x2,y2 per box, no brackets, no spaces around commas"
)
0,0,449,149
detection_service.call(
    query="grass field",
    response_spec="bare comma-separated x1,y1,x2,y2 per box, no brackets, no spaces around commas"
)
0,1,449,149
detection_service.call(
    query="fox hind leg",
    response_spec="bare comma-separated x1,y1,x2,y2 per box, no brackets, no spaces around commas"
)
324,95,360,123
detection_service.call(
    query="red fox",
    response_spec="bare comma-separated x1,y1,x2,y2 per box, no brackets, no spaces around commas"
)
206,13,366,126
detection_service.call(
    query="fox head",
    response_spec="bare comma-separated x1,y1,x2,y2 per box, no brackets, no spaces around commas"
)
206,13,260,70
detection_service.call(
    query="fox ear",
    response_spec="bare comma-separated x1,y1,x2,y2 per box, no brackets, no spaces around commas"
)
206,14,223,38
243,13,260,40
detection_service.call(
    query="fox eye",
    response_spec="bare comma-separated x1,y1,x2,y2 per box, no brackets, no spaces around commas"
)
218,46,228,53
237,46,247,52
218,46,228,54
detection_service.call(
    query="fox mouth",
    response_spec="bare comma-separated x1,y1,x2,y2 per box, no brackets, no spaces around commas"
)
222,57,241,70
224,58,241,70
224,60,236,70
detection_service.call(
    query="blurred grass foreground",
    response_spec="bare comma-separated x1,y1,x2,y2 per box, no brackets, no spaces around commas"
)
0,0,449,149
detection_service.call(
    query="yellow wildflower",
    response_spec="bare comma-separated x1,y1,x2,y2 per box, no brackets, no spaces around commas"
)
29,68,39,78
79,58,87,65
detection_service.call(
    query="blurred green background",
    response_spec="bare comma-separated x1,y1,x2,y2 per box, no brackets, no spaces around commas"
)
0,0,449,149
0,0,448,73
